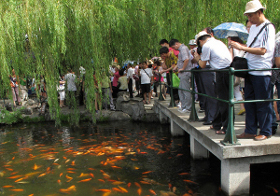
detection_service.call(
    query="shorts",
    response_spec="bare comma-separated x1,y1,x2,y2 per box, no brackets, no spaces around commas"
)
141,83,150,94
59,91,65,100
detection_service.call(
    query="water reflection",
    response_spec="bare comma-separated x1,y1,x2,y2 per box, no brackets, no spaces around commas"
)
0,122,279,195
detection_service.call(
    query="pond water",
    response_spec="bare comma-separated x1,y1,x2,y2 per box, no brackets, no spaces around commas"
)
0,122,279,196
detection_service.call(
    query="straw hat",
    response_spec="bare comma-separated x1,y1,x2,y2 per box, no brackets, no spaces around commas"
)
244,0,266,15
225,31,239,38
188,39,197,45
195,31,210,44
116,65,121,70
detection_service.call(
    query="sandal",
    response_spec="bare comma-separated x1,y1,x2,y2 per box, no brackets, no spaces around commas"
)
237,109,246,115
210,125,214,130
216,130,226,135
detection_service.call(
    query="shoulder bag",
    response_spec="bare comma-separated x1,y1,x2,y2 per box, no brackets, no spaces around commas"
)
231,23,272,78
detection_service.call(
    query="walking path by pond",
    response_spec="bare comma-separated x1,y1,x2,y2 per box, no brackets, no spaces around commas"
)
154,97,280,196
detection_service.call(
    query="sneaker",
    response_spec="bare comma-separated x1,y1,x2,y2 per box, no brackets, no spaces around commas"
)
198,109,205,113
179,109,191,113
177,102,181,108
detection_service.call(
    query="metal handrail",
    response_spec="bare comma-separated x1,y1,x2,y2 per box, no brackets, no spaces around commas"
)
157,67,280,146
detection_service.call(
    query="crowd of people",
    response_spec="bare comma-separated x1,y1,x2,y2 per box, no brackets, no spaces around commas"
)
6,0,280,141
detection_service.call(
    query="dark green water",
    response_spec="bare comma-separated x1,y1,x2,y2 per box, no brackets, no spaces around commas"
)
0,122,279,196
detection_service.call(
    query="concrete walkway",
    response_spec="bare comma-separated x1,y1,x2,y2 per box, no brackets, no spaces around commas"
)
153,97,280,196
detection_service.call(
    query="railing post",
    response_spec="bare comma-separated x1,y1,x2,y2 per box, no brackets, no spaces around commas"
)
158,74,164,101
221,67,240,146
189,69,199,121
169,70,176,107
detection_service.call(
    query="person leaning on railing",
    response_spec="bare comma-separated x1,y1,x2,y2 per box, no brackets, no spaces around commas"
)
231,0,275,141
194,31,232,135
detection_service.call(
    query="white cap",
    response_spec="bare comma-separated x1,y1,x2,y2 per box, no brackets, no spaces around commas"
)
244,0,266,15
188,39,197,45
226,31,239,38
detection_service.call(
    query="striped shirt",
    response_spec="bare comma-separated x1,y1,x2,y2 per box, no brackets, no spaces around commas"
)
245,20,275,76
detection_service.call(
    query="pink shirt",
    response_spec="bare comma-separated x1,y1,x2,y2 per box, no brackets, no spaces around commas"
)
169,47,179,58
112,71,120,87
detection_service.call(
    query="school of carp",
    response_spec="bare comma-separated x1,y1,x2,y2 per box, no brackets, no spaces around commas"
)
0,124,199,196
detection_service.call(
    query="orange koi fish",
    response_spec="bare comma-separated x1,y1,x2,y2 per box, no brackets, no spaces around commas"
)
112,181,125,185
88,168,95,171
8,175,23,179
178,172,189,175
149,189,157,195
112,187,123,192
95,189,111,192
65,175,73,182
32,164,40,170
142,171,153,174
182,194,191,196
10,189,24,192
2,185,13,188
127,182,131,188
118,186,128,193
15,177,26,182
98,179,105,183
57,180,61,185
134,182,141,188
176,154,183,157
140,181,150,184
78,178,92,183
38,173,47,177
6,168,13,171
102,192,111,196
90,173,94,178
67,168,76,171
67,171,76,174
183,180,198,184
111,166,121,169
59,173,63,177
137,188,142,195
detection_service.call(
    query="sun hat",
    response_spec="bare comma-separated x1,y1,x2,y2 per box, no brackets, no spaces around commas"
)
116,65,121,70
195,31,210,44
244,0,266,15
225,31,239,38
188,39,197,45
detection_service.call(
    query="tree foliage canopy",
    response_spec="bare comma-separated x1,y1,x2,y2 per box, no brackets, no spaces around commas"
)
0,0,279,124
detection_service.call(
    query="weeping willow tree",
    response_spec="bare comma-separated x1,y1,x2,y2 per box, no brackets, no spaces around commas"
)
0,0,279,125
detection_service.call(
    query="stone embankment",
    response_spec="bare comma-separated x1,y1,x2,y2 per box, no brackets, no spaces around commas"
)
0,95,160,125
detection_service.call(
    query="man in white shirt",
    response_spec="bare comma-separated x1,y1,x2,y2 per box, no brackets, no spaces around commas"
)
127,63,135,98
194,31,232,135
231,0,275,141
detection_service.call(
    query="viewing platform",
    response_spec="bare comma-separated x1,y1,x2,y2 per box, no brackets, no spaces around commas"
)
153,98,280,196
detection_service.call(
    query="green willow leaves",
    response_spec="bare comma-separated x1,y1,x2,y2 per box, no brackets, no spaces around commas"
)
0,0,278,124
